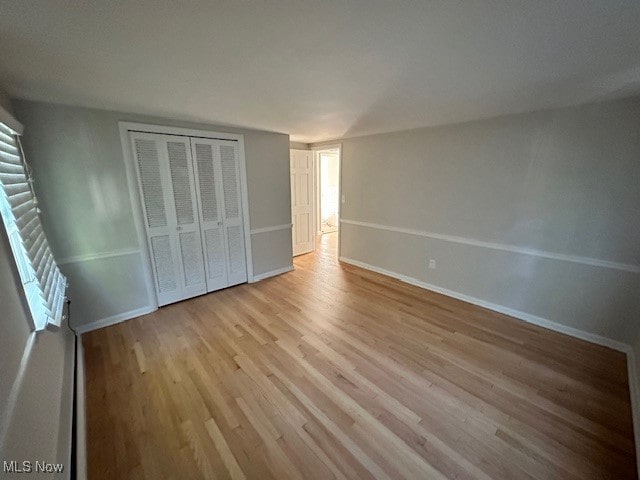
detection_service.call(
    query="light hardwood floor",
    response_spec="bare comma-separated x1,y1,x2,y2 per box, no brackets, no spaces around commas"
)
84,232,637,479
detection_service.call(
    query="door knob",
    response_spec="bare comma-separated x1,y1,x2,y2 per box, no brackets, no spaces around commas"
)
176,226,183,231
217,221,223,226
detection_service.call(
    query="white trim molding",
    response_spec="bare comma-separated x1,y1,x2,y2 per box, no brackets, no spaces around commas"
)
250,265,294,283
73,306,156,334
340,218,640,274
57,248,141,266
250,223,293,235
339,255,631,352
118,122,247,142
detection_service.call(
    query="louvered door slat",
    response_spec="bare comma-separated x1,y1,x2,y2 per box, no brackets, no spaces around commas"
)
151,235,177,293
217,141,247,286
131,133,179,305
227,225,245,275
179,231,205,286
191,138,228,291
204,229,225,277
167,141,195,225
163,137,206,299
131,132,247,304
220,145,240,219
134,138,168,228
195,144,218,222
131,132,206,306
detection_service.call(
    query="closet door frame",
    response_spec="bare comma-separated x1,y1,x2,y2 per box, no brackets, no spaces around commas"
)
119,122,253,312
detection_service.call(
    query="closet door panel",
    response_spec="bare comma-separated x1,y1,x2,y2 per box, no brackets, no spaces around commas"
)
150,235,177,293
132,131,248,305
130,133,183,306
218,141,247,285
135,138,168,229
226,225,246,277
191,139,228,291
164,137,207,299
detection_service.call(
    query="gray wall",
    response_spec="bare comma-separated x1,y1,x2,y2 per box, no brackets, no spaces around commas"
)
0,91,12,114
12,100,293,330
314,96,640,344
0,96,75,478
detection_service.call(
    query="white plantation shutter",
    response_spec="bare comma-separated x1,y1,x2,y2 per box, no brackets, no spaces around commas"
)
0,119,67,330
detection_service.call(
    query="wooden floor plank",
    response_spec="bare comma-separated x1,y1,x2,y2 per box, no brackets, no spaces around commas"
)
84,232,637,479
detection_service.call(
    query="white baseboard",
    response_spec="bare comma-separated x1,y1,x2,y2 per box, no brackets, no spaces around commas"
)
339,256,630,353
73,306,156,334
251,265,294,283
75,336,87,480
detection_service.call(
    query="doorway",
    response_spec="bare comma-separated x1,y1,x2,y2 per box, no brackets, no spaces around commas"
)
289,146,341,259
316,149,340,235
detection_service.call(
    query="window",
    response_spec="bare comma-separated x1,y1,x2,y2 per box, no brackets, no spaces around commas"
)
0,118,66,331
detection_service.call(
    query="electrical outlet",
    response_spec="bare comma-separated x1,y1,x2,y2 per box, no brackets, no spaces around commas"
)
341,194,346,204
428,259,436,269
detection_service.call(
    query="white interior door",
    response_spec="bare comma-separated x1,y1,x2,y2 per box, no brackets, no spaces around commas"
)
131,132,207,306
290,149,314,256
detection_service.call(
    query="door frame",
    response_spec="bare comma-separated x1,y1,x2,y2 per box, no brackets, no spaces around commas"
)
311,144,342,257
119,122,254,311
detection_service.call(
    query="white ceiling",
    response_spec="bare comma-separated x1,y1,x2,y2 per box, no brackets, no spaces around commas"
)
1,1,640,143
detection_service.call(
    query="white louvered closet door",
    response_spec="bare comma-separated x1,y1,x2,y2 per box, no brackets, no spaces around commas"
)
131,132,206,306
191,138,247,289
191,138,229,291
216,140,247,286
